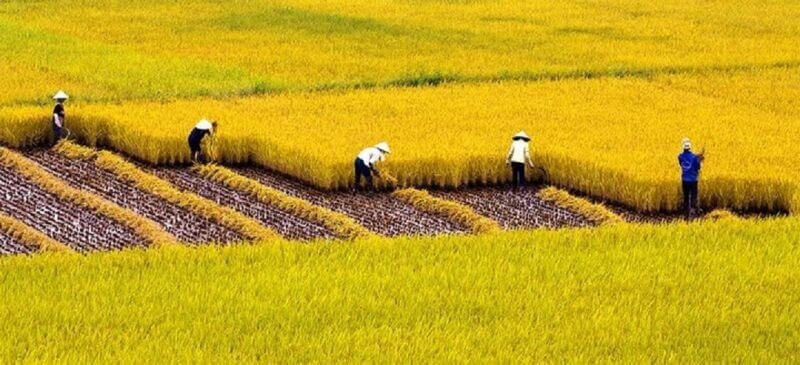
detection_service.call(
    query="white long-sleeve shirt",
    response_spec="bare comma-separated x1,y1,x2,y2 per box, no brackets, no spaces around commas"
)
357,147,385,168
508,140,530,163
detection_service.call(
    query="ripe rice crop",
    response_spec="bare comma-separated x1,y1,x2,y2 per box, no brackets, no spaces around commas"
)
0,1,799,104
2,68,796,213
1,217,799,362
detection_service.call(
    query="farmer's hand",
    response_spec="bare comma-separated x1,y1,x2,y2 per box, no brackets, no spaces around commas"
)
506,160,510,165
529,162,535,168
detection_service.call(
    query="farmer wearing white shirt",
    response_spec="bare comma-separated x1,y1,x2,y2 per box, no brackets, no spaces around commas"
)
187,119,217,163
354,142,390,191
506,131,534,189
51,91,69,145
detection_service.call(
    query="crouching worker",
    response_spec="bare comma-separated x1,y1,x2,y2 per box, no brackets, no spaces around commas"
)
188,118,217,164
506,131,534,189
354,142,390,192
52,90,69,145
678,137,704,220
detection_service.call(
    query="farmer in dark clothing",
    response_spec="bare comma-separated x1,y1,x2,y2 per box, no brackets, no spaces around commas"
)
354,142,390,192
188,119,217,163
52,90,69,145
678,137,704,220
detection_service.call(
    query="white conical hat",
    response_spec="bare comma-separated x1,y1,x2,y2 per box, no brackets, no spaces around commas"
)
195,118,213,130
375,142,390,154
682,137,692,150
512,131,530,141
53,90,69,100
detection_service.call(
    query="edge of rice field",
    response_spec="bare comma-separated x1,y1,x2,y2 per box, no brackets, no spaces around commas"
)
0,216,798,362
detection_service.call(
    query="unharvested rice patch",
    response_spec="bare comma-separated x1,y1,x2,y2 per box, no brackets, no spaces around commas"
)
237,168,468,236
0,231,35,256
28,150,241,244
148,167,334,241
0,165,143,253
432,186,592,229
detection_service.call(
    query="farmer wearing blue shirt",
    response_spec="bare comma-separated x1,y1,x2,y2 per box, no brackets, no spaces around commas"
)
678,138,704,219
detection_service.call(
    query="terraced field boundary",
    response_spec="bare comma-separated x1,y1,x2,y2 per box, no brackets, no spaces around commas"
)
0,146,175,246
195,164,374,240
536,187,624,226
393,188,500,234
56,142,277,242
0,212,71,253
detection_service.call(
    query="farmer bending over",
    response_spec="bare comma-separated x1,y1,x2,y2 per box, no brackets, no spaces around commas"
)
354,142,390,192
678,137,704,220
188,118,217,163
506,131,534,189
52,90,69,145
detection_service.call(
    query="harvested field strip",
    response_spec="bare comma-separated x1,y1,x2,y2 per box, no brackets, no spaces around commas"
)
0,146,169,248
536,187,624,226
30,150,240,244
148,167,334,241
0,163,144,253
0,211,71,254
393,188,501,234
195,164,373,240
0,230,32,256
56,142,276,241
237,168,467,236
431,186,592,230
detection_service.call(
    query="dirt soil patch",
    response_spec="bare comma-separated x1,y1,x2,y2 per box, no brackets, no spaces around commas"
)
431,186,593,229
0,164,144,253
237,168,469,236
28,150,242,244
0,231,35,256
148,167,335,241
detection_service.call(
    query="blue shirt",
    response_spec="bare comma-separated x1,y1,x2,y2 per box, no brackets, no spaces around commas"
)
678,150,701,182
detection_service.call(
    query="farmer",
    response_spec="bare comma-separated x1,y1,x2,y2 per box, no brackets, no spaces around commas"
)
678,137,704,219
187,118,217,163
354,142,390,192
51,90,69,145
506,131,534,189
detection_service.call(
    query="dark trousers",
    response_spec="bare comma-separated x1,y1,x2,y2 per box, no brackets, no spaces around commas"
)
682,181,699,219
188,137,203,163
354,158,373,190
52,124,64,145
511,162,525,188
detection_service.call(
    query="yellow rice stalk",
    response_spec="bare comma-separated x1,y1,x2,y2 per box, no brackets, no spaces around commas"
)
195,164,374,240
56,142,277,241
704,209,740,221
0,212,72,253
393,188,501,234
0,146,176,246
537,187,624,226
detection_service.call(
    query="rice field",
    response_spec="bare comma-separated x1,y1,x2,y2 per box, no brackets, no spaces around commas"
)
1,219,799,362
1,0,799,362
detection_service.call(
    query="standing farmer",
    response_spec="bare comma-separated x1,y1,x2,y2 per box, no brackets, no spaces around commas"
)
354,142,390,192
52,91,69,145
187,119,217,163
678,137,704,219
506,131,534,189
